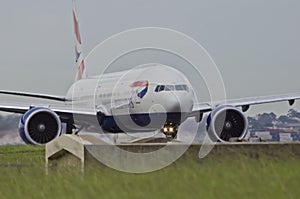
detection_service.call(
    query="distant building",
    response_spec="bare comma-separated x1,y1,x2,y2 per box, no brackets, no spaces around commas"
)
249,128,300,142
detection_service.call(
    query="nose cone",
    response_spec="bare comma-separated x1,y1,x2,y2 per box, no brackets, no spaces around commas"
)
163,92,193,113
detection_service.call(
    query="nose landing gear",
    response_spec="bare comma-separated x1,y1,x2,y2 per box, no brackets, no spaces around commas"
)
161,124,178,140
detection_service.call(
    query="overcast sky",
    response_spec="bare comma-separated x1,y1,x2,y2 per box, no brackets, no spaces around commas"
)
0,0,299,116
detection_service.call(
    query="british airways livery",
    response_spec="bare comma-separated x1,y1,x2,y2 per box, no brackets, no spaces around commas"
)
0,0,300,145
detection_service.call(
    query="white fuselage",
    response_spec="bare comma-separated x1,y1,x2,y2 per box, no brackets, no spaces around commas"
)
66,64,194,132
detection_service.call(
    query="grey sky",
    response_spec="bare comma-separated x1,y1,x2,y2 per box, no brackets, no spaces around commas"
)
0,0,299,116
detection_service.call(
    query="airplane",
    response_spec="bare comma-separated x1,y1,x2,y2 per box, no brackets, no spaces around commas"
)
0,0,300,145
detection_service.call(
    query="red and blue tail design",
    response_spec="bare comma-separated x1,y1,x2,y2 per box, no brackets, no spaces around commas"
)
72,0,86,81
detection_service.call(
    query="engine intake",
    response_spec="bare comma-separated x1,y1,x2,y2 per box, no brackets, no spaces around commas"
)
207,106,248,142
19,108,62,145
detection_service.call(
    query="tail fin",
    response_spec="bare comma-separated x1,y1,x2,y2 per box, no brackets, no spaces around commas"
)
72,0,86,80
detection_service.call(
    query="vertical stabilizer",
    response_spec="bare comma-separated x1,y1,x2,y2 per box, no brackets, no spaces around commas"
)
72,0,86,80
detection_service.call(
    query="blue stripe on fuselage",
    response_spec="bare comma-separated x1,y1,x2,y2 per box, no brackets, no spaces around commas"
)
98,112,184,133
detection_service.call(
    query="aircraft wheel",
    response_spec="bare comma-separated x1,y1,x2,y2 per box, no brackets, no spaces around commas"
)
164,131,178,141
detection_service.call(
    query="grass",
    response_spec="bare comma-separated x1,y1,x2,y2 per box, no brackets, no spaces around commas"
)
0,144,300,199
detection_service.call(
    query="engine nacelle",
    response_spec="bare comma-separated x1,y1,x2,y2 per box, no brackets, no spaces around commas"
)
19,107,62,145
207,105,248,142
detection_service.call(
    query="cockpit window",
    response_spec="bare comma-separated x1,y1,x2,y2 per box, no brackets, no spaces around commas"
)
160,85,165,92
165,85,174,91
175,84,189,91
175,85,184,91
155,85,165,92
155,84,188,92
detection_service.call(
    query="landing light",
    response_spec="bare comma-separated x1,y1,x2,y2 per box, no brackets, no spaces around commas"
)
163,127,168,132
169,127,174,132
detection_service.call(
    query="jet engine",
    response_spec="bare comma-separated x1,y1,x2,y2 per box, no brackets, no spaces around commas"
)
19,108,62,145
207,105,248,142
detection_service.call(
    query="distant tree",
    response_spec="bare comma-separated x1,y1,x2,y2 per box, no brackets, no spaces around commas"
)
247,117,256,124
249,110,300,130
248,116,264,129
278,115,298,124
257,112,276,127
287,109,300,118
0,114,21,131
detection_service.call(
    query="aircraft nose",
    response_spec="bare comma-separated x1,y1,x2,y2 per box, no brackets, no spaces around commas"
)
164,92,193,113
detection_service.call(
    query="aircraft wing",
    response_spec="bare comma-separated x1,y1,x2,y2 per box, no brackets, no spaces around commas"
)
191,93,300,114
0,90,101,123
1,92,300,116
0,101,102,132
0,90,69,102
0,102,96,116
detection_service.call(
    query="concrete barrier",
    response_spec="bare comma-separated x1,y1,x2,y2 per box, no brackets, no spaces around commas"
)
46,134,300,171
